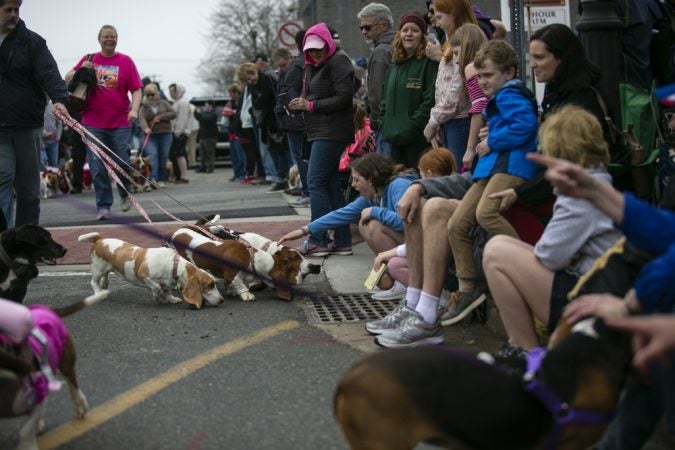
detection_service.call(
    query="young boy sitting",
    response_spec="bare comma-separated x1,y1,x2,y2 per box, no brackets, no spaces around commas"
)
442,39,540,325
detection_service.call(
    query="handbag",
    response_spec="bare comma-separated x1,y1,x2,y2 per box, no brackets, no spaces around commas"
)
67,54,96,114
591,87,645,166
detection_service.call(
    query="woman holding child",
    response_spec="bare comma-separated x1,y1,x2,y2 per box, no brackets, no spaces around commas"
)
279,153,417,258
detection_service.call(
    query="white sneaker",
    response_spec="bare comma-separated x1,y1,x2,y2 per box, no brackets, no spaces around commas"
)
120,196,131,212
371,281,406,301
157,181,167,188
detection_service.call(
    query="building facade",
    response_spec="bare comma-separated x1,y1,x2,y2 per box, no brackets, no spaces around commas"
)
296,0,580,64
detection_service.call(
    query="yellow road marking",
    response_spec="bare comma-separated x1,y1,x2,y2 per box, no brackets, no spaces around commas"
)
38,320,301,449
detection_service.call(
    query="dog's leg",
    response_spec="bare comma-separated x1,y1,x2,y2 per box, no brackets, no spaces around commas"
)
16,402,45,450
160,285,182,304
58,337,88,419
231,273,255,301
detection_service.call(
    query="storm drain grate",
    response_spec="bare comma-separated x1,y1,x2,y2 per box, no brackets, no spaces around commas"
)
306,293,399,324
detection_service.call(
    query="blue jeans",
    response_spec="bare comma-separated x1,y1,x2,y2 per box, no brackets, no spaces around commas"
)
144,132,172,181
43,141,59,167
287,130,308,196
256,127,281,182
85,126,132,210
442,117,470,169
307,140,351,247
229,137,247,180
0,127,42,227
375,130,392,157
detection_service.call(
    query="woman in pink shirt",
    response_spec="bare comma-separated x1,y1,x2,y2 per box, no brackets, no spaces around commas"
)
66,25,143,220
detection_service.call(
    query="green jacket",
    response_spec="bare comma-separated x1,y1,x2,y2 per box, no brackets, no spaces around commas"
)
379,56,438,147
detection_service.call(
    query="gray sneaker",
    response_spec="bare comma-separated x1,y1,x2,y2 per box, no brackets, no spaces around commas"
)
365,301,413,335
440,290,487,326
120,196,131,212
375,311,444,348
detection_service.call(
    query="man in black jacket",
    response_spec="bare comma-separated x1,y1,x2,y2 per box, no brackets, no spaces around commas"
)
0,0,68,228
274,39,308,203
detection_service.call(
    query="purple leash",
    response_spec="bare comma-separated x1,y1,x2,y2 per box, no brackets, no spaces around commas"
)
524,347,615,450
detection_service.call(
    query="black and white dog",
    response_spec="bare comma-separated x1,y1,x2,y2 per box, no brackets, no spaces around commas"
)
0,225,67,303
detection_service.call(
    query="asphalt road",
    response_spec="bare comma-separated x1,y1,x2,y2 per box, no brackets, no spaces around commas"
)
1,272,364,450
1,168,368,450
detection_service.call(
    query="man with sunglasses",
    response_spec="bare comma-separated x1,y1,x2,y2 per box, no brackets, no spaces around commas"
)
357,3,396,157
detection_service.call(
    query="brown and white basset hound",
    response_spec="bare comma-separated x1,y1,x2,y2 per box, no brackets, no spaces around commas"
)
169,227,257,301
78,232,223,309
194,215,322,300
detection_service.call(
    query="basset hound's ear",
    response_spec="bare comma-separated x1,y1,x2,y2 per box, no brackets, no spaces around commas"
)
269,265,294,302
182,266,204,309
275,287,293,301
548,318,574,349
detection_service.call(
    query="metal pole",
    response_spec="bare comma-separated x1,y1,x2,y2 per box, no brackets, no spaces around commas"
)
511,0,528,81
576,0,624,118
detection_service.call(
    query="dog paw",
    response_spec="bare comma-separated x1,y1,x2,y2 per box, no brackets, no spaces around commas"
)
168,296,182,304
240,292,256,302
74,391,88,419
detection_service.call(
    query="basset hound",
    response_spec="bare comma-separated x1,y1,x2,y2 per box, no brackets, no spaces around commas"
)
78,232,223,309
193,216,322,300
169,227,257,301
1,293,107,450
334,318,632,450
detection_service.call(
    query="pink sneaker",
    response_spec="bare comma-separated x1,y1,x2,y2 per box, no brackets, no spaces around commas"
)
297,241,331,257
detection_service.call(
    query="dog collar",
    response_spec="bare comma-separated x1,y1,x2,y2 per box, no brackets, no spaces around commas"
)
524,347,615,450
0,241,31,278
172,254,180,280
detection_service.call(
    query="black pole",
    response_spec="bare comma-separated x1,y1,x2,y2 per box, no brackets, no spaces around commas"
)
511,0,528,81
576,0,624,118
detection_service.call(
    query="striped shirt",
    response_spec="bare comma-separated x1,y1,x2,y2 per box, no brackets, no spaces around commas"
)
465,73,488,116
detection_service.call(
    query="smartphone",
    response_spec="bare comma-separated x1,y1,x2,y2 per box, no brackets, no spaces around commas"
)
427,31,438,45
278,91,292,106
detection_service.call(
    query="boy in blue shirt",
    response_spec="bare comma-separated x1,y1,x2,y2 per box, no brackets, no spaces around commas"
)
443,41,540,324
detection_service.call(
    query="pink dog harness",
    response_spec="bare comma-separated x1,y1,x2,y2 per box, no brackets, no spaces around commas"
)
0,303,68,413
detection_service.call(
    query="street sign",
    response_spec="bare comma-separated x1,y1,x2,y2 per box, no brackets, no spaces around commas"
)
278,21,303,48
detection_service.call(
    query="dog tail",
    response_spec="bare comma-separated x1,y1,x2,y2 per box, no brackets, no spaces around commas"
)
53,291,109,318
78,232,101,243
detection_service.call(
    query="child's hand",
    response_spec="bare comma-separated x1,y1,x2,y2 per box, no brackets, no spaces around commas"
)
478,126,489,142
476,140,490,156
423,122,437,142
488,188,517,212
462,149,475,170
425,40,442,62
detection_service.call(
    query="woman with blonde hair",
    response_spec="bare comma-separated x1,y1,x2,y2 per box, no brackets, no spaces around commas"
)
379,12,438,168
482,105,622,356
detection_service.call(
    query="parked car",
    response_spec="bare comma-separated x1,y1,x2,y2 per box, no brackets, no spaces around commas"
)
189,96,230,162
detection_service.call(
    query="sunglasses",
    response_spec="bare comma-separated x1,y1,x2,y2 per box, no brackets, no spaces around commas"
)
359,23,380,31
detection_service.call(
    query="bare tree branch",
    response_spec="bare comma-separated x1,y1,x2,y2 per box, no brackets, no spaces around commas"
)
198,0,295,94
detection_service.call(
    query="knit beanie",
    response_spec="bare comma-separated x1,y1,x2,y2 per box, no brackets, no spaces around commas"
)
399,12,428,33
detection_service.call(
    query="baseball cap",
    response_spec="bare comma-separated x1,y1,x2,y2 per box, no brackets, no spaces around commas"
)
303,35,326,51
